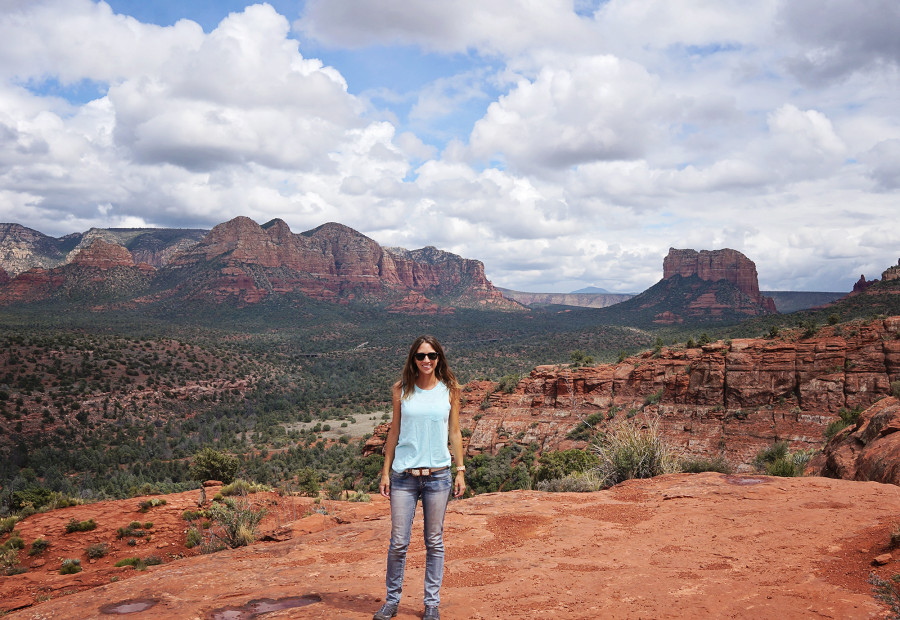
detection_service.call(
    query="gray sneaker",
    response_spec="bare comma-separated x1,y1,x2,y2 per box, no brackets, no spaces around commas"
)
423,605,440,620
373,602,398,620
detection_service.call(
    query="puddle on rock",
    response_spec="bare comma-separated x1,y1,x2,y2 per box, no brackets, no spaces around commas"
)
725,476,767,486
100,599,159,614
207,595,322,619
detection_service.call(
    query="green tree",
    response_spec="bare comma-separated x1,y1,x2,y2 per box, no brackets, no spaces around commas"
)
190,447,239,484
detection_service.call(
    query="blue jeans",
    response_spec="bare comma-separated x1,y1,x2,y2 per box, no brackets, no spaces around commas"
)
385,468,452,607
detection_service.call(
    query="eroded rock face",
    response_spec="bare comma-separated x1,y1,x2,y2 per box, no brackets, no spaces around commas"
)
821,396,900,484
167,217,520,310
663,247,776,312
69,239,138,269
366,317,900,471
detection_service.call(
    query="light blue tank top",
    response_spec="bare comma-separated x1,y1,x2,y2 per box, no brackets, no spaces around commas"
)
392,381,452,472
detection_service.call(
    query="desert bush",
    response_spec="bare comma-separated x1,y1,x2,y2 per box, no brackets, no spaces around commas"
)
138,498,166,512
185,527,202,549
0,516,18,535
143,555,162,566
29,538,50,556
2,546,24,575
496,373,522,394
754,441,813,477
190,447,239,484
870,573,900,617
533,449,600,484
117,522,147,539
59,558,82,574
643,389,664,406
207,497,267,549
2,531,25,550
892,381,900,399
221,479,271,497
65,518,97,533
680,457,733,474
535,470,604,492
347,491,371,502
590,417,680,486
114,557,146,570
85,542,109,559
891,524,900,550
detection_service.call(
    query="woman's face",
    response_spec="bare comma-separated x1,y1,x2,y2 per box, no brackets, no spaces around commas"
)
415,342,438,377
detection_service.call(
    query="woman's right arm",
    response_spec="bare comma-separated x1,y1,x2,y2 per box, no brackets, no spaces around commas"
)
379,382,402,498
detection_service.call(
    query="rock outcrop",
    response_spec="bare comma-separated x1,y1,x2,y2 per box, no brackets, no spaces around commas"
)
0,223,206,276
663,247,777,313
367,317,900,471
165,217,521,310
3,475,899,618
821,396,900,484
0,240,156,304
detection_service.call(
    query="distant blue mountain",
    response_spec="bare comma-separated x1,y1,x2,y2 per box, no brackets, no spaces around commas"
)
570,286,613,294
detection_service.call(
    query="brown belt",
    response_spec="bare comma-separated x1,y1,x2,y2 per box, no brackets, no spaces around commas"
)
405,466,449,477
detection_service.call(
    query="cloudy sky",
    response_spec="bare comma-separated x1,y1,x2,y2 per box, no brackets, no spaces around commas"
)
1,1,898,293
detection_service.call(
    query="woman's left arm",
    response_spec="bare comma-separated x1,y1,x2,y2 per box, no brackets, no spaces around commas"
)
448,386,466,497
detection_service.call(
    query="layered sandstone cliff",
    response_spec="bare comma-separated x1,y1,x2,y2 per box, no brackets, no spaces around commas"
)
166,217,520,310
663,247,777,312
367,317,900,470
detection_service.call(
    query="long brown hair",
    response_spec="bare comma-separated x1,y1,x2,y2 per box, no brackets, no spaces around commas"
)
400,335,458,399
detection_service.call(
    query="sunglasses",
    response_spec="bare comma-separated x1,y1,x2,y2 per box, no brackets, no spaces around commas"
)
414,352,439,361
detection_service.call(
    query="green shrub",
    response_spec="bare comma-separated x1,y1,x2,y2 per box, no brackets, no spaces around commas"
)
1,547,21,574
680,457,733,474
143,555,162,566
64,518,97,533
10,487,53,512
535,470,604,492
324,481,343,500
755,441,813,477
138,498,166,512
892,381,900,399
590,417,680,486
643,389,664,406
221,479,271,497
29,538,50,556
497,373,522,394
533,449,600,484
0,516,18,536
190,447,240,484
182,509,209,521
185,527,203,549
296,468,321,497
206,497,267,549
85,542,109,559
117,522,146,539
114,557,146,570
2,531,25,550
890,524,900,549
60,558,82,574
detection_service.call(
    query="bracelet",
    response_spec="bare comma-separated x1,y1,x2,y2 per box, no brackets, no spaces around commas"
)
455,465,466,472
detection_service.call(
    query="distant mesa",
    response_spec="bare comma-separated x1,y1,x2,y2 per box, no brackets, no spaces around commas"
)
0,217,522,313
598,247,778,325
498,287,633,309
570,286,613,294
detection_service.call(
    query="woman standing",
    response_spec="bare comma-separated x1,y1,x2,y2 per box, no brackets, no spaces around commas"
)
373,335,466,620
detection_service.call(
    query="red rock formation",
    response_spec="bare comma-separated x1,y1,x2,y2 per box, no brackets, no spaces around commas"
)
663,247,776,312
366,317,900,471
0,240,155,305
820,396,900,484
69,239,136,269
168,217,521,310
852,274,875,293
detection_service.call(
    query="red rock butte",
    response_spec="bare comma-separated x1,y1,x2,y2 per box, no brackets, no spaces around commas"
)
663,247,777,312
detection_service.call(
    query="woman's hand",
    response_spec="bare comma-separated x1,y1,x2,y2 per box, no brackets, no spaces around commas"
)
379,473,391,498
454,471,466,497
